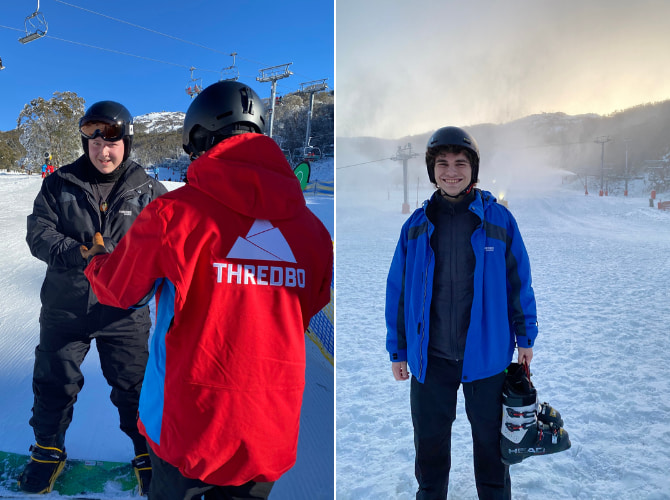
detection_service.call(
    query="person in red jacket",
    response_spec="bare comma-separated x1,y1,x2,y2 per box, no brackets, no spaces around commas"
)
83,81,333,499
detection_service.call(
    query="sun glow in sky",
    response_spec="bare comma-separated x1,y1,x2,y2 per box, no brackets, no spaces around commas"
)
336,0,670,139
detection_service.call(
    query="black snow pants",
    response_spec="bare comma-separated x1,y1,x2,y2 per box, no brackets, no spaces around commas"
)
147,448,275,500
29,317,150,455
410,356,510,500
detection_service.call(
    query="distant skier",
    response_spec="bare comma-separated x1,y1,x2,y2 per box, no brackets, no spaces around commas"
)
21,101,167,495
83,81,333,499
385,126,538,500
40,163,47,179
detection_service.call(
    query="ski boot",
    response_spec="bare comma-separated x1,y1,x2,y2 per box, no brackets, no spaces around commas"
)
538,401,564,428
500,363,571,465
17,443,67,493
510,400,564,428
132,452,152,496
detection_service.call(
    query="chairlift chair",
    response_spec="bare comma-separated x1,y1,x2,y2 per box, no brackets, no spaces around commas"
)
306,146,322,160
19,0,48,44
185,67,203,98
220,52,239,82
0,57,5,71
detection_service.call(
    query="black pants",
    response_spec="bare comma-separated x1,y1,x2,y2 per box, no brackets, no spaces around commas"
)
411,357,510,500
29,323,149,454
147,448,275,500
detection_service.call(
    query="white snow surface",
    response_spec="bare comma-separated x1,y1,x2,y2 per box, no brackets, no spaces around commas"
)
336,174,670,499
0,172,333,499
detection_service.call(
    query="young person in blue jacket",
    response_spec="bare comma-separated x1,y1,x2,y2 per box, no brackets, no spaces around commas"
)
385,126,538,500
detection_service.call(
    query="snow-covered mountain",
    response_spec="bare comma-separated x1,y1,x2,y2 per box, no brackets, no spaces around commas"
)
133,111,185,134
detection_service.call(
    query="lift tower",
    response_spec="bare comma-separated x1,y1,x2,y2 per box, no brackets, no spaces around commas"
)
299,79,328,150
257,63,293,138
594,136,612,196
391,143,419,214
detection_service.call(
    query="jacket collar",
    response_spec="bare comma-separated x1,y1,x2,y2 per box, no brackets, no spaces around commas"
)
57,156,141,196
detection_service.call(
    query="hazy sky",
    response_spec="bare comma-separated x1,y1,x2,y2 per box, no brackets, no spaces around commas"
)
336,0,670,139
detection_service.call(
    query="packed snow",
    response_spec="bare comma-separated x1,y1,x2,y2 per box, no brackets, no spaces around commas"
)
0,163,333,499
336,163,670,499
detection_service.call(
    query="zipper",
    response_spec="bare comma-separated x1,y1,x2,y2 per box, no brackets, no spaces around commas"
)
449,209,457,358
418,237,433,380
84,190,103,231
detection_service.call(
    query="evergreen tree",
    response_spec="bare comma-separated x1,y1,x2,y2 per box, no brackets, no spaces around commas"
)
0,130,24,171
17,91,85,169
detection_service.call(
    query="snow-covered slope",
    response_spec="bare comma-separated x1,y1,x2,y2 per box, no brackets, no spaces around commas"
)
336,178,670,499
0,173,333,499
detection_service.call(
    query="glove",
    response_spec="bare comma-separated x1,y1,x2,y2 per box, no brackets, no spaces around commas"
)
80,232,107,261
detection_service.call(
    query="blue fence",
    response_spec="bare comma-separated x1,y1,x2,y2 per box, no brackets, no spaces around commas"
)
304,180,334,197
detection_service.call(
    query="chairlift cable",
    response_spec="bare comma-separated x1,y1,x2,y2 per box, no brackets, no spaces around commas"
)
0,24,23,33
50,0,325,83
52,0,231,56
42,33,221,72
0,24,221,73
3,7,328,92
336,158,393,170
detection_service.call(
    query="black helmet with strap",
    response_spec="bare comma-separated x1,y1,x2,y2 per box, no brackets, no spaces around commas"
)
79,101,134,161
425,126,480,196
182,81,266,158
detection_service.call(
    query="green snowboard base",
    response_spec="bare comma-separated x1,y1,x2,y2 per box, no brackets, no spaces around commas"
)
0,450,139,498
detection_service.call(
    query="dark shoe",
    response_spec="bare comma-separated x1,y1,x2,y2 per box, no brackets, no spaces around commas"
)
132,453,152,496
17,443,67,493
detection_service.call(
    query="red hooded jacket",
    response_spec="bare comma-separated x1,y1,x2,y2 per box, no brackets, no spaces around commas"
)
85,133,333,486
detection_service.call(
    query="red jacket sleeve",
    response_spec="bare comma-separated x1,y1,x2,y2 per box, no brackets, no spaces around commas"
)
85,203,166,309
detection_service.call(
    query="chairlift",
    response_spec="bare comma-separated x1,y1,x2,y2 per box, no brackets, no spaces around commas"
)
0,57,5,71
220,52,239,82
19,0,48,44
185,67,203,98
293,145,322,162
303,137,322,160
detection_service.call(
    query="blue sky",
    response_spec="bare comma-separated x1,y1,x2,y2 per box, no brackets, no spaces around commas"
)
0,0,334,132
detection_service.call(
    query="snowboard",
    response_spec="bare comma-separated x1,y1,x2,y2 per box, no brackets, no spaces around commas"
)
0,450,139,499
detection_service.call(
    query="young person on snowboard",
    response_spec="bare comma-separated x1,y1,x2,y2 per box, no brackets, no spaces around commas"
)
385,126,538,500
83,81,333,500
21,101,167,495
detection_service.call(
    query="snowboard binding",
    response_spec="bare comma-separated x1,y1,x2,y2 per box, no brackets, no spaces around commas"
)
132,452,152,497
17,443,67,494
500,362,571,465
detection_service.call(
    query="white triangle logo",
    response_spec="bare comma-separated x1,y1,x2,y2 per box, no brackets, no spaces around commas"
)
226,219,296,263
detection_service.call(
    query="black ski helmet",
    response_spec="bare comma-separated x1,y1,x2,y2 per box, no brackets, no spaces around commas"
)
182,81,266,157
425,126,480,188
79,101,134,161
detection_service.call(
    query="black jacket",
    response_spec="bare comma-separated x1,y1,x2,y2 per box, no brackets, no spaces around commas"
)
425,190,480,360
26,155,168,332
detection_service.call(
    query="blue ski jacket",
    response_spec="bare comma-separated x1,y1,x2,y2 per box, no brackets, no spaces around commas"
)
385,189,538,383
